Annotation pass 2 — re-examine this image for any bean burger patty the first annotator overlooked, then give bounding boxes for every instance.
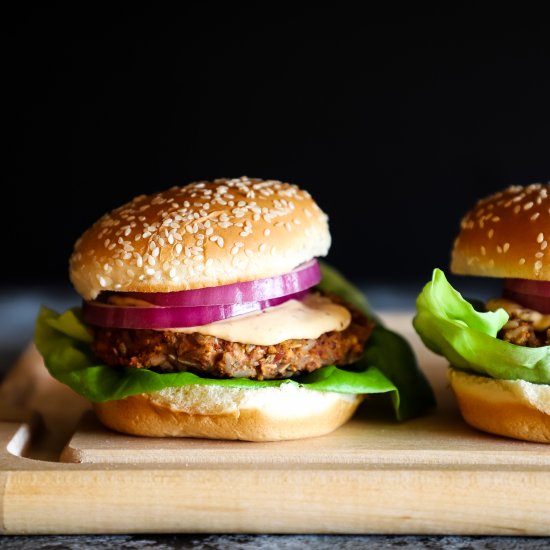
[91,295,373,380]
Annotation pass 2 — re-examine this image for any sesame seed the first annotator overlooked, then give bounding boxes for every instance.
[519,258,526,265]
[537,232,545,243]
[524,202,534,210]
[535,260,543,271]
[503,242,510,252]
[488,229,494,239]
[481,246,486,256]
[531,212,540,221]
[536,252,544,258]
[264,228,270,237]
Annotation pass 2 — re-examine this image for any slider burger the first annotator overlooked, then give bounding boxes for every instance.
[414,183,550,443]
[36,177,434,441]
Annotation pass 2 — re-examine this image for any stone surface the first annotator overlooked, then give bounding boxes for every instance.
[1,535,550,549]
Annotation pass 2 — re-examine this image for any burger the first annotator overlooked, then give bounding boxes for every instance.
[36,176,434,441]
[414,183,550,443]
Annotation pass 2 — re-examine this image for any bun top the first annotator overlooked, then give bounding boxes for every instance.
[451,183,550,280]
[70,177,330,300]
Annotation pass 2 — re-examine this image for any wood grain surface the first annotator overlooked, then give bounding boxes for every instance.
[1,313,549,535]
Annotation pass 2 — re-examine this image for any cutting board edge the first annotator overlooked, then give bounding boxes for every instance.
[1,466,549,535]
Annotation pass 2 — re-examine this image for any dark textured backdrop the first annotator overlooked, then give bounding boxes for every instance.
[5,7,550,286]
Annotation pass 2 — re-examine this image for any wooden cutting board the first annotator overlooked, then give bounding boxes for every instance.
[1,313,549,535]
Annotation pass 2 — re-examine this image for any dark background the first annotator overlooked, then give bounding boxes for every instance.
[4,6,550,287]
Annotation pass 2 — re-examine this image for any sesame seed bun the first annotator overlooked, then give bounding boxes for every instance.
[70,177,330,300]
[92,384,363,441]
[449,368,550,443]
[451,183,550,280]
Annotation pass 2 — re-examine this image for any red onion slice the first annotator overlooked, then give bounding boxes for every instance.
[504,278,550,298]
[503,288,550,314]
[83,290,308,329]
[116,259,321,306]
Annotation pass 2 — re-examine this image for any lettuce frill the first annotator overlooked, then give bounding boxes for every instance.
[414,268,550,384]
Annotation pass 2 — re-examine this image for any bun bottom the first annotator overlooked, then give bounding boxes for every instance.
[448,368,550,443]
[93,383,363,441]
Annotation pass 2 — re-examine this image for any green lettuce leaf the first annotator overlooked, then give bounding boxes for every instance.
[318,263,436,419]
[35,264,435,420]
[413,268,550,384]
